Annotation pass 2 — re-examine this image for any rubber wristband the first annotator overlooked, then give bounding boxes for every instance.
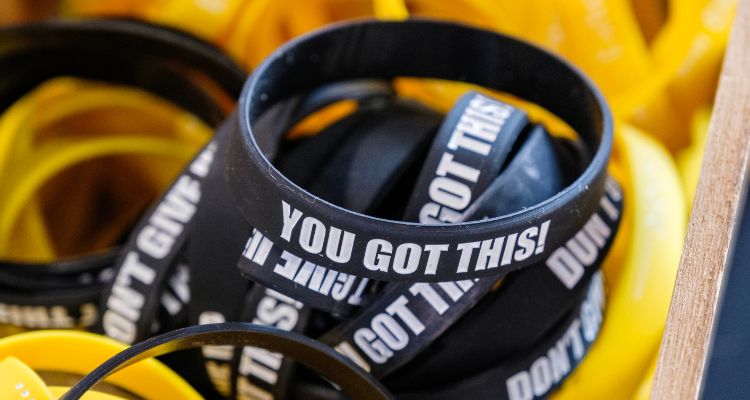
[97,140,218,344]
[230,286,313,400]
[238,96,441,315]
[383,178,621,389]
[308,99,440,215]
[59,323,393,400]
[183,83,409,397]
[0,264,109,291]
[225,91,441,397]
[322,172,622,378]
[235,92,618,392]
[316,94,539,375]
[101,84,356,343]
[227,19,613,281]
[402,91,528,223]
[0,292,98,330]
[0,18,243,332]
[274,80,395,188]
[129,82,402,396]
[0,19,243,125]
[397,271,606,400]
[203,28,612,390]
[284,80,395,134]
[0,135,203,246]
[88,20,618,398]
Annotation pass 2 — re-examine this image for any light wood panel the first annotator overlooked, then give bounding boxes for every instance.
[652,0,750,398]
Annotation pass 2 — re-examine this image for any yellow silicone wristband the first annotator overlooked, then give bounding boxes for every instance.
[0,330,201,400]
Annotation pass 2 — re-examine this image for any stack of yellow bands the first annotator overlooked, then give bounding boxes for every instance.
[0,77,212,262]
[0,0,728,399]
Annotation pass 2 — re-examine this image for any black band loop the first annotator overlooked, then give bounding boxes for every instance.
[238,94,441,315]
[60,323,393,400]
[0,19,244,124]
[228,19,613,281]
[403,91,528,223]
[0,19,244,332]
[398,271,606,400]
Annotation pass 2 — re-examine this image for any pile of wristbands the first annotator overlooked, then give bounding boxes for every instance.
[0,0,733,398]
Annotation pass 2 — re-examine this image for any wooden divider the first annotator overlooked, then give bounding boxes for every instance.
[652,0,750,398]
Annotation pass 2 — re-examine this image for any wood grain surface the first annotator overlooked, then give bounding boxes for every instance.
[652,0,750,398]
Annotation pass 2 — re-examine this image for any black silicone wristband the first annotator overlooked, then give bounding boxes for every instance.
[0,18,245,331]
[238,96,440,315]
[397,271,606,400]
[60,323,393,400]
[227,19,613,281]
